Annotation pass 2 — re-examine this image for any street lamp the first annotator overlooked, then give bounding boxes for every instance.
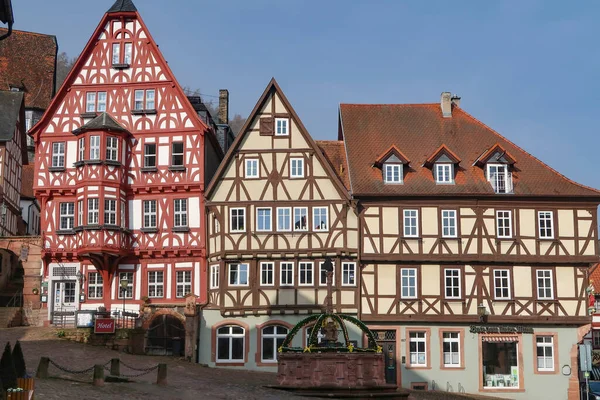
[120,277,128,328]
[477,303,487,323]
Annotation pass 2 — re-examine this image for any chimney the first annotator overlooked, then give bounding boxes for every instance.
[218,89,229,125]
[451,94,461,107]
[441,92,452,118]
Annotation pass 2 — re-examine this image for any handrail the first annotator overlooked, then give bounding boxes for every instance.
[6,290,23,308]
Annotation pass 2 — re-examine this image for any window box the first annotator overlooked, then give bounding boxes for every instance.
[141,166,158,173]
[111,63,130,70]
[168,165,186,172]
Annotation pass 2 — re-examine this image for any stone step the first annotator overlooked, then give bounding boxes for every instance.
[0,307,22,327]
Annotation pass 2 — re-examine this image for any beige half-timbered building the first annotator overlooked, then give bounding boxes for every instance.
[339,93,599,399]
[202,79,360,368]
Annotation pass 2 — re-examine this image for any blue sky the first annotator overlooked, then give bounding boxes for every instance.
[12,0,600,190]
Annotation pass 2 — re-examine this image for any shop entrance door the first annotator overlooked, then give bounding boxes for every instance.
[373,330,397,385]
[52,280,76,326]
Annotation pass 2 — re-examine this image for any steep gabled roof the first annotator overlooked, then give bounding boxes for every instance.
[0,90,22,141]
[339,103,600,198]
[72,112,129,135]
[316,140,350,190]
[423,144,461,168]
[206,78,349,200]
[474,143,516,167]
[0,28,57,109]
[107,0,137,13]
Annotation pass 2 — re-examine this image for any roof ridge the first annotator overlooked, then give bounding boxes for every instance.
[340,103,438,107]
[0,27,56,38]
[454,107,600,195]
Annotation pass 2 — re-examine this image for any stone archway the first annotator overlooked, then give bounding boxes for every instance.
[145,311,186,356]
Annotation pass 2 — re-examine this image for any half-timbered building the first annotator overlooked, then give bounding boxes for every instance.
[202,79,360,368]
[29,0,222,350]
[339,93,600,399]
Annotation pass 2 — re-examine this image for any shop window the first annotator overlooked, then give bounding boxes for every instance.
[482,340,519,388]
[216,325,245,362]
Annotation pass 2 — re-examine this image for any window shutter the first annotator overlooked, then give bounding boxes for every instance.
[260,117,274,136]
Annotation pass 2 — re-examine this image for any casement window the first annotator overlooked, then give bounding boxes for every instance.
[319,261,335,286]
[384,163,402,183]
[87,198,99,225]
[171,142,184,167]
[293,207,307,231]
[441,210,457,238]
[290,158,304,178]
[118,272,133,299]
[538,211,554,239]
[104,199,117,225]
[174,199,188,228]
[442,332,460,367]
[176,270,192,298]
[260,262,274,286]
[112,43,120,65]
[403,209,418,237]
[77,200,83,226]
[275,118,289,136]
[148,271,164,298]
[277,207,291,231]
[444,268,461,299]
[493,269,511,299]
[261,325,288,362]
[256,208,272,231]
[280,262,294,286]
[106,137,119,161]
[210,265,219,289]
[78,138,85,161]
[112,42,133,66]
[120,200,127,229]
[90,135,101,160]
[230,208,245,232]
[144,143,156,167]
[245,158,259,178]
[133,89,155,110]
[483,340,519,388]
[487,163,512,194]
[51,142,65,168]
[536,269,554,300]
[435,163,453,184]
[87,272,103,299]
[409,332,427,366]
[299,262,314,286]
[401,268,417,299]
[536,336,554,372]
[216,325,245,362]
[342,262,356,286]
[86,92,107,113]
[496,210,512,238]
[229,263,249,286]
[123,43,132,64]
[313,207,328,231]
[142,200,157,229]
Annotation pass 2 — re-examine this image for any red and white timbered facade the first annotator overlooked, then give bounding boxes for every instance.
[30,1,220,322]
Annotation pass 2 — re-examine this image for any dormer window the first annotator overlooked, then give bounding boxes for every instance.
[487,164,512,194]
[474,144,516,194]
[435,163,453,184]
[384,163,402,184]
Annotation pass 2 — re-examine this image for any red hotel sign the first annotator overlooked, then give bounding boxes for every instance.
[94,318,116,334]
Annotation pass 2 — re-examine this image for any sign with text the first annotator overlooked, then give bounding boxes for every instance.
[469,325,534,334]
[94,318,115,334]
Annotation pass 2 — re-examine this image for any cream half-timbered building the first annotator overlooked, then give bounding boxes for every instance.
[340,94,600,399]
[202,79,359,368]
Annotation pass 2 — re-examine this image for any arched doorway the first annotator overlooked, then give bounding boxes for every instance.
[146,314,185,356]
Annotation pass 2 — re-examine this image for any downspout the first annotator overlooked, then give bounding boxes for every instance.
[0,21,12,41]
[26,202,33,235]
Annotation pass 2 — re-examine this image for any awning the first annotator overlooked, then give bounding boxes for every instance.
[482,336,518,343]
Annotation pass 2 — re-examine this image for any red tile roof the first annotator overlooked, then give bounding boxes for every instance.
[21,164,34,198]
[0,28,57,110]
[316,140,350,190]
[339,103,600,198]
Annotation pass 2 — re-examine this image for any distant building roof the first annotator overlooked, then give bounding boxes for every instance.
[0,90,22,141]
[0,28,57,109]
[107,0,137,13]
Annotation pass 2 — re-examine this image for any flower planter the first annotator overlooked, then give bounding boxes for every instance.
[17,377,35,399]
[5,389,33,400]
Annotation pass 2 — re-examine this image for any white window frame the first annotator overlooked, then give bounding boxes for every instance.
[536,336,554,372]
[403,209,419,237]
[290,157,304,178]
[118,272,133,299]
[319,261,335,286]
[143,200,157,229]
[148,271,164,298]
[342,262,356,286]
[176,270,192,298]
[275,117,289,136]
[77,200,83,227]
[409,332,427,367]
[293,207,308,231]
[229,263,249,286]
[277,207,291,232]
[123,42,132,65]
[538,211,554,239]
[435,163,453,184]
[87,272,103,299]
[441,209,457,238]
[312,207,328,231]
[245,158,259,178]
[256,207,272,232]
[444,268,461,299]
[536,269,554,300]
[144,143,156,167]
[174,199,188,228]
[216,326,245,362]
[496,210,512,238]
[104,199,117,225]
[400,268,417,299]
[78,137,85,161]
[97,91,107,112]
[442,332,460,367]
[280,262,294,286]
[493,269,511,300]
[260,262,274,286]
[59,203,75,230]
[52,142,65,168]
[487,163,511,194]
[87,198,99,225]
[120,200,126,229]
[384,163,402,183]
[111,42,120,65]
[90,135,100,160]
[86,92,96,113]
[171,141,184,167]
[261,325,289,363]
[210,265,219,289]
[106,136,118,161]
[133,89,156,110]
[229,208,245,233]
[299,262,313,286]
